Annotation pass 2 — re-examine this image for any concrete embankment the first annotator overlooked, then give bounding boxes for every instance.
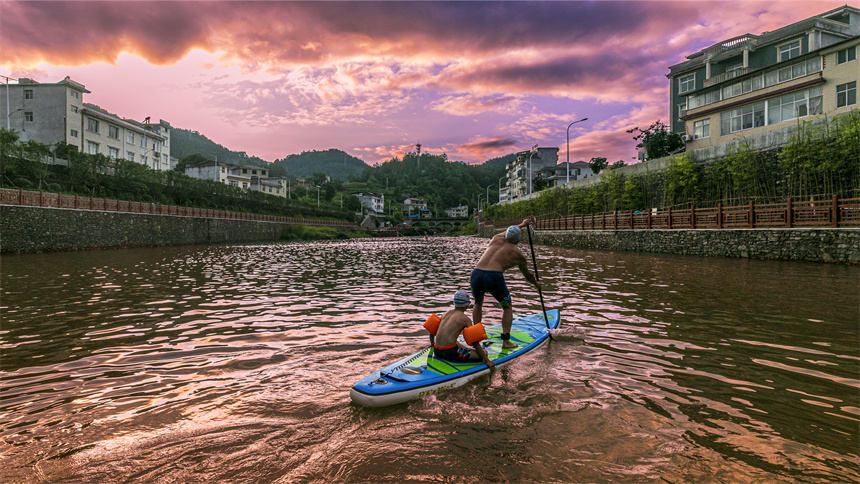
[1,205,359,253]
[477,220,859,264]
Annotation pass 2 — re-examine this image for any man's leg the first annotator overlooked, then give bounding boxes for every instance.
[501,305,516,348]
[472,301,483,325]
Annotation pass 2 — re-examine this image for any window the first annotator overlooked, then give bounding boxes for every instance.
[127,152,134,162]
[70,129,78,138]
[87,141,99,155]
[693,119,710,139]
[778,40,801,62]
[837,82,857,108]
[127,132,135,143]
[152,141,160,153]
[109,147,119,159]
[678,103,687,119]
[87,118,99,133]
[24,112,33,122]
[142,155,148,166]
[679,74,695,93]
[71,91,80,99]
[71,105,78,113]
[140,137,146,148]
[767,86,823,125]
[24,89,33,99]
[108,125,120,139]
[721,102,765,134]
[836,46,856,65]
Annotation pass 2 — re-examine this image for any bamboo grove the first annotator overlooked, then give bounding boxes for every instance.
[0,129,356,222]
[486,112,860,222]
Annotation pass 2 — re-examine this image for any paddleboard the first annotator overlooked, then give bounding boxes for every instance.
[350,309,560,407]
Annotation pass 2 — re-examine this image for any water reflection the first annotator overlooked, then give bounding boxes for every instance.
[1,238,858,482]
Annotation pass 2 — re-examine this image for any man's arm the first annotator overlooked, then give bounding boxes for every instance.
[517,215,536,229]
[517,256,540,288]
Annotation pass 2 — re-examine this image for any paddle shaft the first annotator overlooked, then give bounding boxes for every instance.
[526,224,552,334]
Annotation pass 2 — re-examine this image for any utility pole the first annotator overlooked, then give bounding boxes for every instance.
[1,74,14,130]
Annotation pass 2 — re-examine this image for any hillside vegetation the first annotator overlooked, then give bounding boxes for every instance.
[270,149,368,180]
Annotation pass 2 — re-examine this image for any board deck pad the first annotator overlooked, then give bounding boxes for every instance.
[350,310,560,407]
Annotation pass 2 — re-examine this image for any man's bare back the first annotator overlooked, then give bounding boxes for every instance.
[475,232,529,273]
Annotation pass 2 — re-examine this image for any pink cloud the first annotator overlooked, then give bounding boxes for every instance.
[0,1,847,166]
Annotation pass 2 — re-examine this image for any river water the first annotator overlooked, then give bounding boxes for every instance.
[1,237,858,483]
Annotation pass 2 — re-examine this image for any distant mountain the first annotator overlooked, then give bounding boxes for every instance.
[481,153,517,170]
[170,128,270,167]
[270,149,369,180]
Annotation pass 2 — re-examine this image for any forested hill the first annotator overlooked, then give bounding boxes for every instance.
[270,149,369,180]
[352,152,507,212]
[171,128,269,167]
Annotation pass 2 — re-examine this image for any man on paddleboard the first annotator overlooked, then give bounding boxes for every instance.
[471,215,540,349]
[431,290,495,369]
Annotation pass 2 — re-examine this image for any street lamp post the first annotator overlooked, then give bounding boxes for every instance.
[528,147,538,195]
[566,117,588,184]
[2,75,14,130]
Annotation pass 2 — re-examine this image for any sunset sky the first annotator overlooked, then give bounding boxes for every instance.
[0,1,845,165]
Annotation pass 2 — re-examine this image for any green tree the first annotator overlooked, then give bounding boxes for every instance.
[588,157,608,175]
[627,121,684,160]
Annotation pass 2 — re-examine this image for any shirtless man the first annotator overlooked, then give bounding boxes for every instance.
[430,290,495,369]
[471,215,540,349]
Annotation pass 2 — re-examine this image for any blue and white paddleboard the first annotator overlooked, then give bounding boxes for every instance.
[350,309,560,407]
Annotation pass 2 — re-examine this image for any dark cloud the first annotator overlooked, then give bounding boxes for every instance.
[458,137,518,151]
[1,1,700,66]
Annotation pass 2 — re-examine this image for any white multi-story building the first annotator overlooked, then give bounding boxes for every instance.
[403,197,427,214]
[537,161,594,187]
[445,205,468,218]
[505,147,559,200]
[0,76,172,170]
[186,160,288,197]
[354,192,385,215]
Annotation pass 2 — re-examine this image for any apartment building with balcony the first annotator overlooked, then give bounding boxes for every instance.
[668,5,858,153]
[354,192,385,216]
[536,161,594,188]
[0,76,172,170]
[403,197,427,215]
[505,147,559,200]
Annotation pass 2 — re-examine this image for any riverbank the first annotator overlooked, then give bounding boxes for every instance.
[477,219,859,264]
[0,205,363,253]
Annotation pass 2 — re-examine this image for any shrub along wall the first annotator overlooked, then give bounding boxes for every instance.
[1,205,358,253]
[477,220,859,264]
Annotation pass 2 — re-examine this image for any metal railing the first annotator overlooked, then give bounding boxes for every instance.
[0,188,357,227]
[483,196,860,231]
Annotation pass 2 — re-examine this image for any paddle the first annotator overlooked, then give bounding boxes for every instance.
[526,222,553,338]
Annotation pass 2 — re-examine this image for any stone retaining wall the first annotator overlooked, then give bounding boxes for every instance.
[477,220,859,264]
[1,205,354,253]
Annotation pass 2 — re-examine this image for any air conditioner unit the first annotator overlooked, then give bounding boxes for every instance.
[682,134,694,142]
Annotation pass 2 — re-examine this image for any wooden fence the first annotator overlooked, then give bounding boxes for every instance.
[485,196,860,231]
[0,188,357,227]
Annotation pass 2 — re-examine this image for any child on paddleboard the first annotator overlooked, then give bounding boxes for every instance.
[426,290,495,370]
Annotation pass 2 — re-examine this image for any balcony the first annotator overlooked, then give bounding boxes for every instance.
[702,34,758,58]
[704,67,753,88]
